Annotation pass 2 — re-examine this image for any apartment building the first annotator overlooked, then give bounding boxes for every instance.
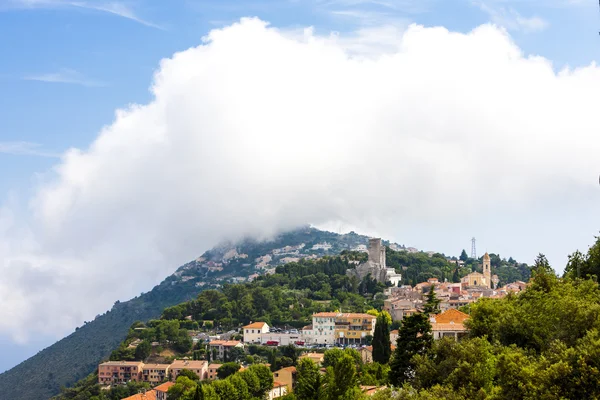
[208,340,243,361]
[141,364,170,384]
[98,361,144,384]
[334,313,376,345]
[170,360,208,381]
[207,363,222,380]
[304,312,336,344]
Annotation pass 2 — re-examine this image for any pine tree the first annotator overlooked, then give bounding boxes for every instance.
[422,285,440,315]
[372,313,391,364]
[460,249,469,262]
[388,312,432,386]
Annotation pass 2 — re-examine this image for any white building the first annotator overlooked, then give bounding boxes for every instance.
[385,267,402,287]
[304,312,336,344]
[260,332,305,346]
[312,242,332,251]
[243,322,270,344]
[352,244,368,252]
[268,382,288,399]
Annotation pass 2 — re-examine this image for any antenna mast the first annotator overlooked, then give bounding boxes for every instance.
[471,237,477,259]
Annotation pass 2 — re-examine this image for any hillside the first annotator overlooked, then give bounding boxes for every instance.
[0,226,377,400]
[0,225,531,400]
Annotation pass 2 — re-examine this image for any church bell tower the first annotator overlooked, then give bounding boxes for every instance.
[483,252,491,288]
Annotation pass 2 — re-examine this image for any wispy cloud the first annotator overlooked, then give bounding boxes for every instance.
[312,0,431,27]
[23,68,105,87]
[0,142,60,158]
[476,2,549,33]
[5,0,164,30]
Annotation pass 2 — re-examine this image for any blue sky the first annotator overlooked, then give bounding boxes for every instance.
[0,0,599,374]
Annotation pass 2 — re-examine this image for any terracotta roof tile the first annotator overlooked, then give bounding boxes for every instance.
[154,382,175,393]
[243,322,268,329]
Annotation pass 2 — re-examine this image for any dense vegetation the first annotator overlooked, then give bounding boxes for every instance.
[385,248,530,287]
[160,256,387,330]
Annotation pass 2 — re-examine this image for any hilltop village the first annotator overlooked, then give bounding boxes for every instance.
[94,238,529,400]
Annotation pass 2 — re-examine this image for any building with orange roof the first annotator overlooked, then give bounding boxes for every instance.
[207,363,222,380]
[141,364,170,384]
[121,390,157,400]
[430,309,469,340]
[170,360,208,381]
[432,309,469,324]
[273,366,297,392]
[154,382,174,400]
[208,340,244,361]
[243,321,270,344]
[98,361,144,384]
[334,313,376,345]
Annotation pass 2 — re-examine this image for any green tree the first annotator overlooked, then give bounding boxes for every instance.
[178,369,200,381]
[238,369,261,398]
[134,340,152,361]
[459,250,468,262]
[228,374,250,400]
[212,379,238,400]
[422,286,440,315]
[167,376,197,400]
[325,354,358,400]
[295,358,322,400]
[226,346,245,363]
[389,312,432,386]
[248,364,274,396]
[217,362,241,380]
[372,312,391,364]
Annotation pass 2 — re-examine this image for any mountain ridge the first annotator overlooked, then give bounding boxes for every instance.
[0,226,378,400]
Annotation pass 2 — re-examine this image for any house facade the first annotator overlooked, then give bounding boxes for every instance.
[243,322,270,344]
[170,360,208,381]
[98,361,144,384]
[141,364,170,384]
[208,340,243,361]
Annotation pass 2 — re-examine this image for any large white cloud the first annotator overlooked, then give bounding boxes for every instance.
[1,18,600,343]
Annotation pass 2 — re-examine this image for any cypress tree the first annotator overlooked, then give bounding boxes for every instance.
[372,313,391,364]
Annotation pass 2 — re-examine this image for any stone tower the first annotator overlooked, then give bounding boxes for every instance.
[368,238,384,266]
[483,252,491,288]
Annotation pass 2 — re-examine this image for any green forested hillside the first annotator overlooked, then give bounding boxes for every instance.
[0,227,373,400]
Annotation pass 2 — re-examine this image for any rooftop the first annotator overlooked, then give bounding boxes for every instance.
[243,322,268,329]
[121,390,157,400]
[99,361,143,367]
[209,340,242,347]
[154,382,175,393]
[431,322,467,332]
[170,360,208,369]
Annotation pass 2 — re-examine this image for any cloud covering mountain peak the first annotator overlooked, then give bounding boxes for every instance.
[1,17,599,344]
